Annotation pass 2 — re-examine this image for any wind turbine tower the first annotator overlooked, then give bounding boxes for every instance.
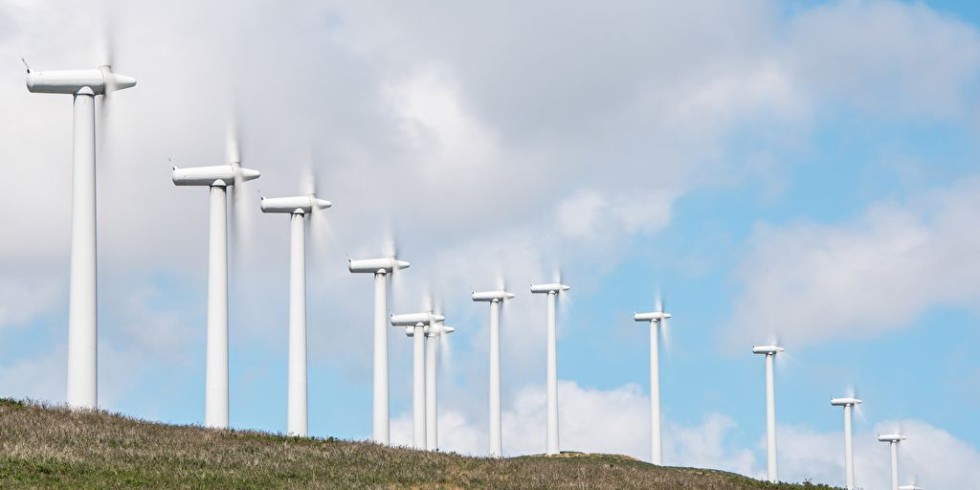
[424,320,454,450]
[25,54,136,409]
[172,134,260,428]
[878,433,906,490]
[391,311,444,449]
[752,344,784,483]
[633,298,672,465]
[472,289,515,458]
[349,256,410,444]
[530,281,570,456]
[260,192,332,436]
[831,396,863,490]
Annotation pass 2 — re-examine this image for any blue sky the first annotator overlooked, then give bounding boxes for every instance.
[1,0,979,488]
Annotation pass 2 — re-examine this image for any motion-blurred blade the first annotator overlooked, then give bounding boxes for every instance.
[96,26,116,163]
[300,148,318,197]
[439,326,452,371]
[226,119,242,165]
[384,233,399,259]
[226,112,245,255]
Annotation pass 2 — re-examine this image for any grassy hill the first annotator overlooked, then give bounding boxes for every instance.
[0,399,838,489]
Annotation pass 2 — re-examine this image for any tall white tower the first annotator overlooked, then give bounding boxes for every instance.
[260,193,332,436]
[530,282,570,456]
[879,433,906,490]
[472,289,515,458]
[172,139,260,429]
[349,257,410,445]
[633,299,672,465]
[424,320,454,450]
[752,344,784,483]
[831,397,863,490]
[25,59,136,409]
[391,311,444,449]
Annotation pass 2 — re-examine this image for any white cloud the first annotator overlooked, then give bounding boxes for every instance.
[393,379,761,477]
[556,189,676,242]
[0,273,62,329]
[0,348,65,403]
[393,380,979,488]
[779,419,980,490]
[726,177,980,347]
[668,413,759,477]
[391,380,669,460]
[788,0,980,119]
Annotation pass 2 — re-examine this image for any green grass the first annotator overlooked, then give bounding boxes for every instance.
[0,399,839,489]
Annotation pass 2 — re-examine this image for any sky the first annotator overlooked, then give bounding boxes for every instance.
[0,0,978,488]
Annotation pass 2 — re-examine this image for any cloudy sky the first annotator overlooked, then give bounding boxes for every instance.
[2,0,979,487]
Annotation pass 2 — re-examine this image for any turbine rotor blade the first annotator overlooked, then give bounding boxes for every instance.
[226,119,242,165]
[300,146,318,197]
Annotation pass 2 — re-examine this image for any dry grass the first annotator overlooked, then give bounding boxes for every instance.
[0,399,838,489]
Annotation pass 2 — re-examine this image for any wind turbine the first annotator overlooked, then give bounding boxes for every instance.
[172,129,260,429]
[752,344,784,483]
[530,281,570,456]
[259,184,332,437]
[878,433,906,490]
[633,296,672,465]
[349,255,410,445]
[472,288,515,458]
[390,311,444,449]
[831,396,863,490]
[24,48,136,410]
[424,319,454,450]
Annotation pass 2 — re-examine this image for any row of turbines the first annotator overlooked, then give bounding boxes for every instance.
[22,55,923,490]
[754,346,919,490]
[19,53,570,458]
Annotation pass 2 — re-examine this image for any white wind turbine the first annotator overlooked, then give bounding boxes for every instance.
[172,128,260,429]
[878,433,906,490]
[472,288,515,458]
[424,317,455,450]
[259,175,332,437]
[752,344,784,483]
[349,254,410,445]
[831,396,863,490]
[391,311,444,449]
[530,280,570,456]
[24,46,136,410]
[633,295,672,465]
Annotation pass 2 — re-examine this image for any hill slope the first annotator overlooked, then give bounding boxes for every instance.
[0,400,836,489]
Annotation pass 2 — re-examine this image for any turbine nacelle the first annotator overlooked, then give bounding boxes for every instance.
[752,345,784,355]
[472,290,515,302]
[349,257,411,274]
[407,323,456,337]
[831,397,863,406]
[390,312,444,327]
[26,68,137,95]
[172,165,261,187]
[530,283,570,294]
[260,195,332,214]
[878,433,906,443]
[634,311,671,322]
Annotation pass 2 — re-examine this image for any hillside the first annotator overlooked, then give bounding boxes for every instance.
[0,399,837,489]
